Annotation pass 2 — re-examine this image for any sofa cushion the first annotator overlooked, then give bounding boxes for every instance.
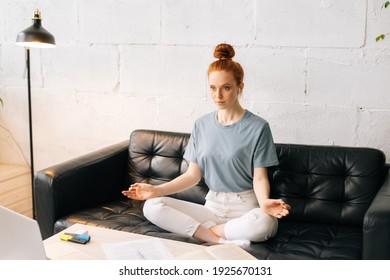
[54,199,362,260]
[246,221,362,260]
[128,130,208,205]
[269,144,386,227]
[54,199,203,245]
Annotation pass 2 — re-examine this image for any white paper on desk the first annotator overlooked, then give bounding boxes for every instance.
[102,238,173,260]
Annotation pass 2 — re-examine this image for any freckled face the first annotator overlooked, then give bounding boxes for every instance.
[208,71,243,110]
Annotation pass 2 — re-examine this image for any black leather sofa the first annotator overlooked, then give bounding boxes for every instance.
[34,129,390,259]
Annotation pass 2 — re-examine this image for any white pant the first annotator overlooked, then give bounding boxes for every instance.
[143,190,278,242]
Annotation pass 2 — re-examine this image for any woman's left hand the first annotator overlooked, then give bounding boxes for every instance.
[261,199,291,219]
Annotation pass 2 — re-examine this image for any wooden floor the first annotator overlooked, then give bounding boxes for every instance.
[0,164,32,218]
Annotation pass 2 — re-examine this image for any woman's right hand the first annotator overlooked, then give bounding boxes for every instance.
[122,183,158,200]
[122,162,201,200]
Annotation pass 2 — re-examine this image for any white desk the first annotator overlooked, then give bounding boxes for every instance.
[44,224,206,260]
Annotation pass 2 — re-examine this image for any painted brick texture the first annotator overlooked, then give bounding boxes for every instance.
[0,0,389,170]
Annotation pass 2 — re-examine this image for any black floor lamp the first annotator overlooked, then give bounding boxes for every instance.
[16,9,55,219]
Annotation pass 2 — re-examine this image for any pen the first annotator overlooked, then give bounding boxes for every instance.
[64,232,91,242]
[60,233,87,244]
[135,251,145,260]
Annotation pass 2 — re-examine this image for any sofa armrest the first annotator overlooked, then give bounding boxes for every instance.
[34,140,129,239]
[363,164,390,259]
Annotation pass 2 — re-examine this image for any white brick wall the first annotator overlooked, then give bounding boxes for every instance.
[43,44,119,92]
[120,45,210,96]
[0,0,389,170]
[79,0,161,44]
[162,0,256,45]
[256,0,367,47]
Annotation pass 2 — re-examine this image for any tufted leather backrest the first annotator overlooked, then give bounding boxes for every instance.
[128,129,208,204]
[269,144,386,227]
[128,130,386,227]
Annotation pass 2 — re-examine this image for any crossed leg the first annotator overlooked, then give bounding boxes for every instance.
[143,196,278,244]
[143,196,222,243]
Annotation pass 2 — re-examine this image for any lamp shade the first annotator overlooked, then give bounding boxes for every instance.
[16,9,55,48]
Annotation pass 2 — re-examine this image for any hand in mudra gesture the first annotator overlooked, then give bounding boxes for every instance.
[122,183,157,200]
[262,199,291,219]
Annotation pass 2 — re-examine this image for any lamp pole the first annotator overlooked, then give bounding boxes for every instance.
[16,9,55,219]
[25,47,36,218]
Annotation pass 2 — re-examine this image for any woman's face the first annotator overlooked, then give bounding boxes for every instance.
[208,70,243,111]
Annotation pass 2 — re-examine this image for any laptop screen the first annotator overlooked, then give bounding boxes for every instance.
[0,205,47,260]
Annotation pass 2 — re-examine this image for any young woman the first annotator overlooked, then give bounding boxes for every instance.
[122,43,290,246]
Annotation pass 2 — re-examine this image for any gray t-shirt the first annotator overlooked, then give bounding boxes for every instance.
[184,110,279,192]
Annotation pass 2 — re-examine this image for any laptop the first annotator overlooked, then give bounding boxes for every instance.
[0,205,47,260]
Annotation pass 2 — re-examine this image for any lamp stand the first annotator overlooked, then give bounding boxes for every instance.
[16,9,55,220]
[25,47,36,219]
